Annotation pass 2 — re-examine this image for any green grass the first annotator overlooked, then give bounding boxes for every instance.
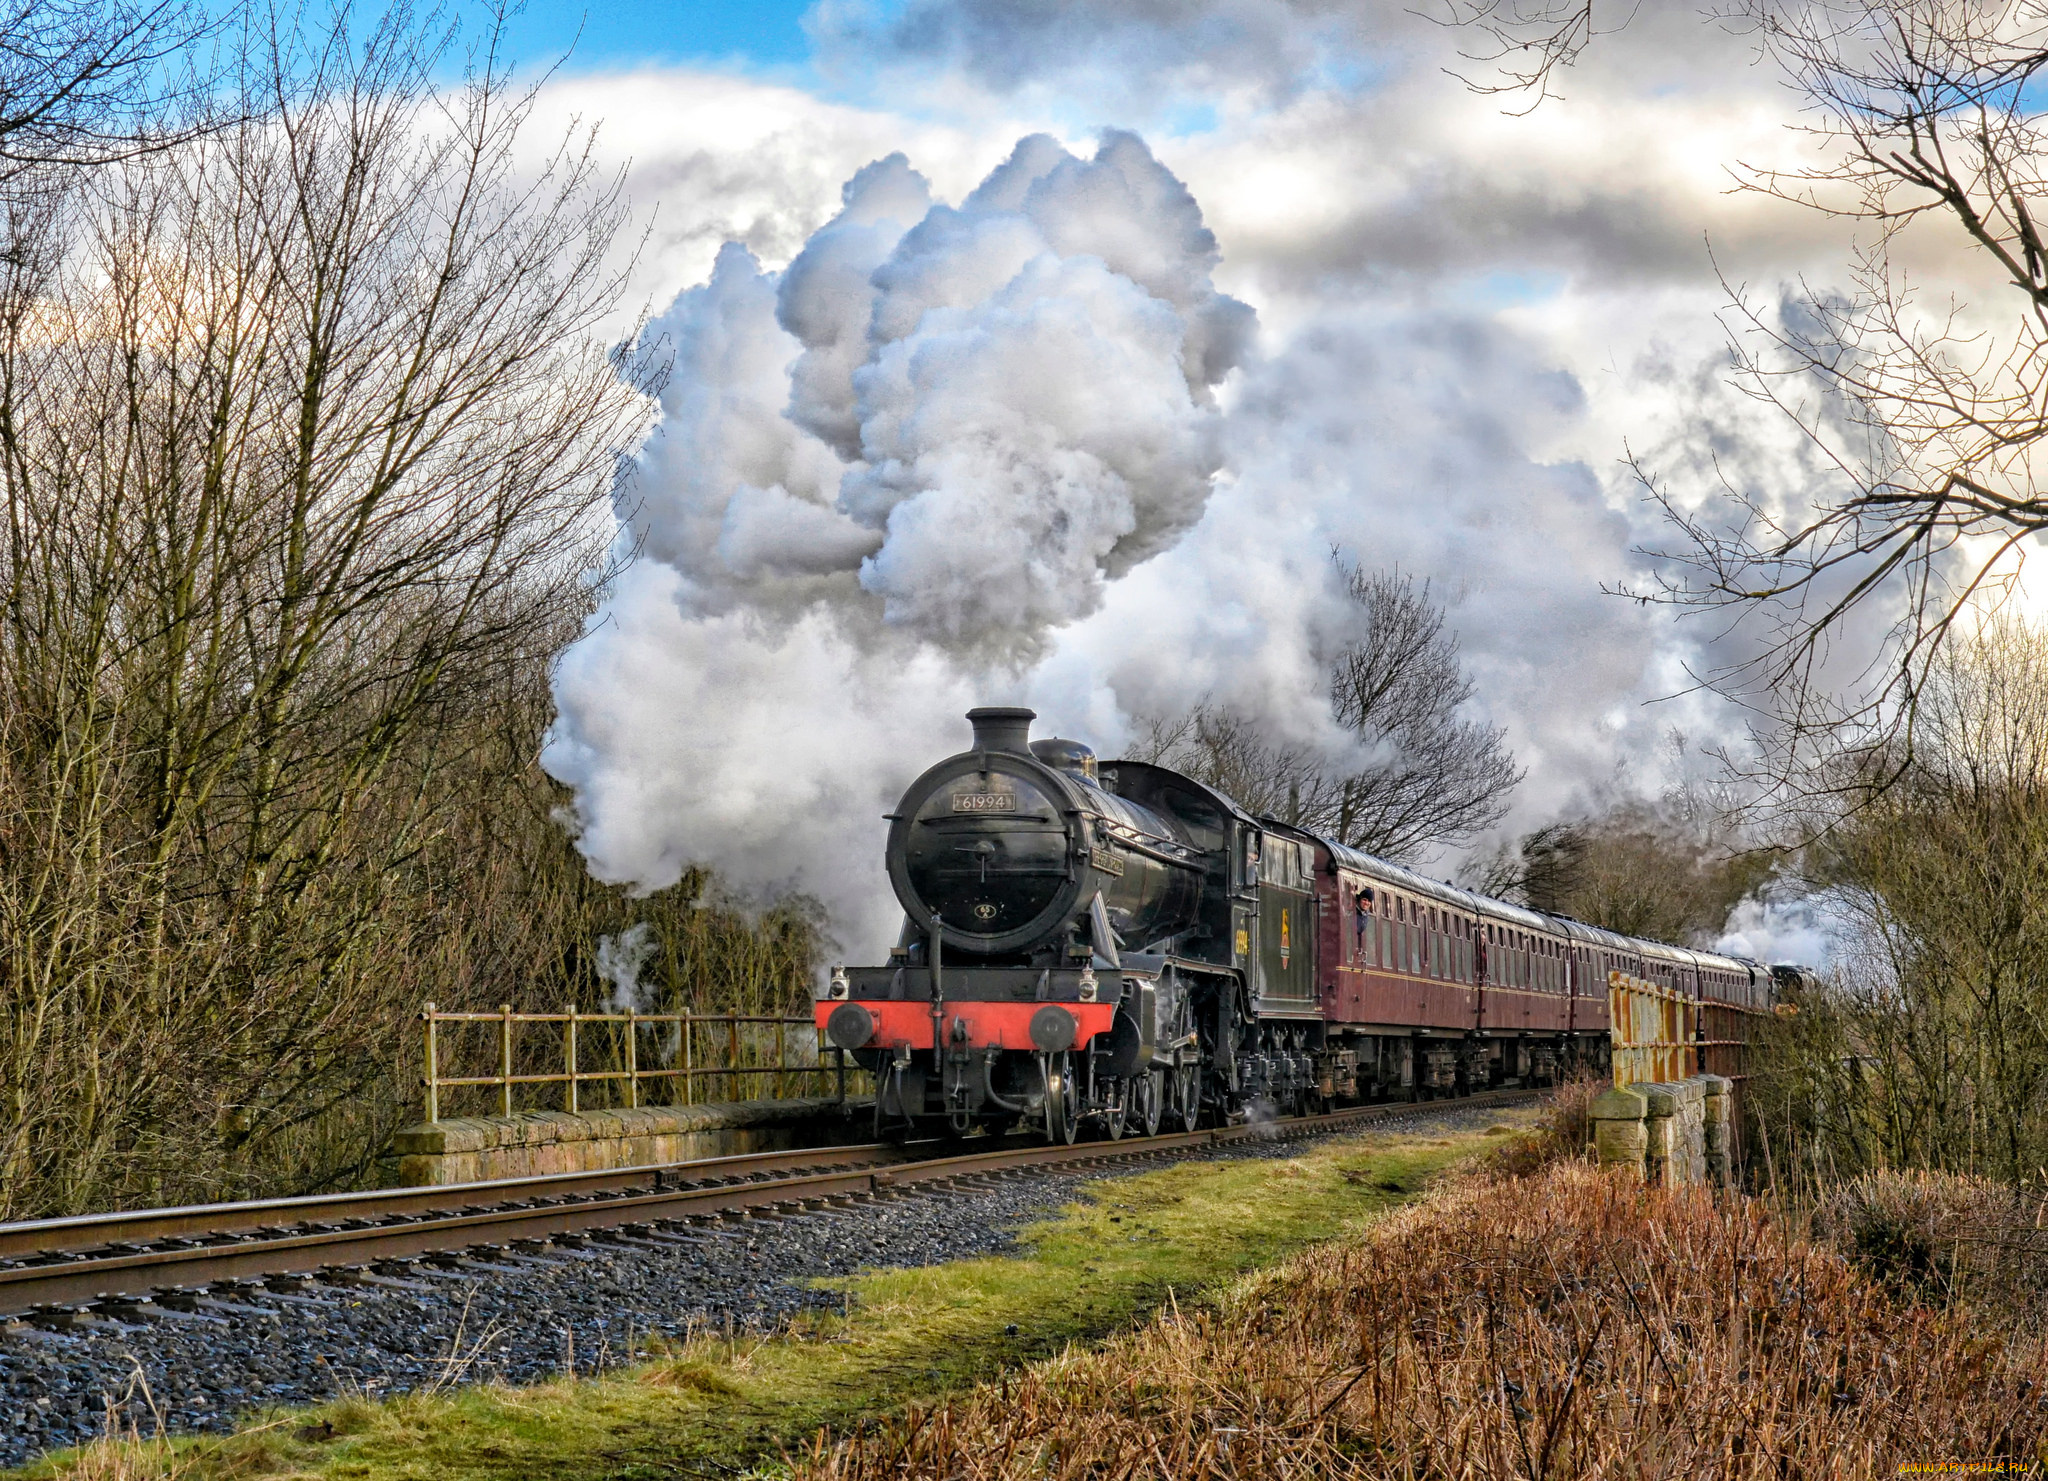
[17,1115,1528,1481]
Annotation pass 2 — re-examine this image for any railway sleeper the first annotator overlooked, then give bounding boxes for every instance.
[95,1298,226,1327]
[28,1305,134,1333]
[322,1270,437,1294]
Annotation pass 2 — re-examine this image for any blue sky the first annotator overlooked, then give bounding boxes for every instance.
[500,0,817,73]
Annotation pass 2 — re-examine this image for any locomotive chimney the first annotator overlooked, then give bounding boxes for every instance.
[966,706,1035,755]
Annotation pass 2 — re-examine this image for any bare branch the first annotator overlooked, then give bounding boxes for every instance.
[1133,562,1522,861]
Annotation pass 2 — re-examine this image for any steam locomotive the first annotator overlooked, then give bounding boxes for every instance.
[814,707,1788,1142]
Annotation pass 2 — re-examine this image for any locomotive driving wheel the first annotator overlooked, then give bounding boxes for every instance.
[1170,1062,1200,1132]
[1042,1051,1079,1145]
[1102,1079,1127,1141]
[1133,1068,1164,1137]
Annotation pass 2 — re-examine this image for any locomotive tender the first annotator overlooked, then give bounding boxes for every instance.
[815,707,1784,1142]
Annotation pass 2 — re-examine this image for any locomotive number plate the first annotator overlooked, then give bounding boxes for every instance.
[1089,844,1125,876]
[952,791,1018,812]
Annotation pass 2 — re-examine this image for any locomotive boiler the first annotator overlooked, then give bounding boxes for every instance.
[816,706,1788,1143]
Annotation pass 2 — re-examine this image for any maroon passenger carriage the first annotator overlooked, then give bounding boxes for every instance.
[816,707,1784,1142]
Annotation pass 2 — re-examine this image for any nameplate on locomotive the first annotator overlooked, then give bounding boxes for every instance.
[1089,843,1125,876]
[952,790,1018,812]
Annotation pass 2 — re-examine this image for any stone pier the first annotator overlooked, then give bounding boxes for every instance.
[1589,1074,1732,1186]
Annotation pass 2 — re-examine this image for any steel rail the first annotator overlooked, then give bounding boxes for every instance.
[0,1089,1535,1321]
[0,1142,935,1262]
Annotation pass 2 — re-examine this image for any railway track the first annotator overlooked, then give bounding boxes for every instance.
[0,1088,1537,1327]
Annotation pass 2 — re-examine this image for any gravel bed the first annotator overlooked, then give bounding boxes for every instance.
[0,1102,1511,1467]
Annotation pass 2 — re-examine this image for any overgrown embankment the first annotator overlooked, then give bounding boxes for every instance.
[797,1157,2048,1480]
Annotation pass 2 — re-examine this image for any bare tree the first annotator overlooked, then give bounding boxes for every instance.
[1416,0,1613,110]
[1644,4,2048,802]
[0,2,664,1215]
[1432,2,2048,808]
[0,0,213,181]
[1136,565,1522,861]
[1465,794,1773,942]
[1757,616,2048,1184]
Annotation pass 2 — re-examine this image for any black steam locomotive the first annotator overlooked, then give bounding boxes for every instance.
[814,707,1784,1142]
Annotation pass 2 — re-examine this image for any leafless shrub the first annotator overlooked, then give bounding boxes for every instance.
[1814,1167,2048,1334]
[1487,1075,1601,1175]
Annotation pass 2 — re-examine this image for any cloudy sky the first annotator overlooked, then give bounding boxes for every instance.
[518,0,1993,959]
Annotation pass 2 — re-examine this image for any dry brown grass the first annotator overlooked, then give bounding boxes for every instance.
[794,1162,2048,1480]
[1813,1168,2048,1337]
[1483,1073,1600,1177]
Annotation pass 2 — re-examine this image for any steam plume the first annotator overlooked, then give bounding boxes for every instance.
[545,132,1253,949]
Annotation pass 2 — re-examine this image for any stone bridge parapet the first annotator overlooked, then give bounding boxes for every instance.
[381,1096,872,1186]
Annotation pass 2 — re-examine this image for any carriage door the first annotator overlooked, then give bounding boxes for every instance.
[1256,837,1317,1015]
[1232,827,1261,983]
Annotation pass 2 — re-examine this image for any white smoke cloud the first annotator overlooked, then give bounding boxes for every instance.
[547,560,977,918]
[609,131,1253,650]
[545,130,1258,951]
[595,922,662,1012]
[535,6,1941,963]
[1716,889,1840,970]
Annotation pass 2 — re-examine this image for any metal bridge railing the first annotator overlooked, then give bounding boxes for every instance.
[1607,970,1697,1086]
[1608,970,1768,1087]
[417,1003,861,1123]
